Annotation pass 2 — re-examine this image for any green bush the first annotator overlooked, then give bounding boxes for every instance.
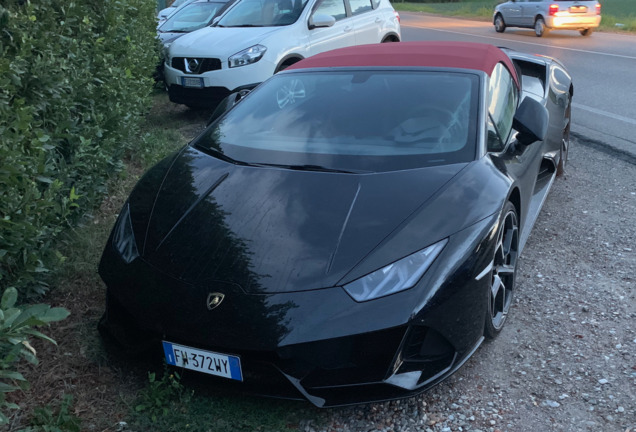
[0,287,70,425]
[0,0,158,298]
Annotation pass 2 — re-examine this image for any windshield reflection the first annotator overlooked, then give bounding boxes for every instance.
[194,70,480,173]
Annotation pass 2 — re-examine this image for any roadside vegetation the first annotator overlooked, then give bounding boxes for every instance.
[393,0,636,32]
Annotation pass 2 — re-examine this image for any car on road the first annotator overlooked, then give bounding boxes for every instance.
[494,0,601,37]
[163,0,401,108]
[99,41,573,407]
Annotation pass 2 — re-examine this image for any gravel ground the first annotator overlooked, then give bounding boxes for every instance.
[302,137,636,432]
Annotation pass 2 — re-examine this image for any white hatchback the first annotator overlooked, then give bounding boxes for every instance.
[164,0,401,107]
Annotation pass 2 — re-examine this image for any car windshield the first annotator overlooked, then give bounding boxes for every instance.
[216,0,308,27]
[160,2,226,32]
[194,70,480,173]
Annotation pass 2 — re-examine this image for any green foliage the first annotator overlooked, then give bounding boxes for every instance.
[129,369,317,432]
[133,369,188,423]
[0,0,159,298]
[27,394,81,432]
[0,287,70,426]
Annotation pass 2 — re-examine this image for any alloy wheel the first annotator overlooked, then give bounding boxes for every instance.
[485,203,519,338]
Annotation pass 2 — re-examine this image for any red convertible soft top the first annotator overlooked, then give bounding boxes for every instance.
[288,41,519,88]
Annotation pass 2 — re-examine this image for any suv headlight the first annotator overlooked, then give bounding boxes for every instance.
[228,45,267,68]
[112,203,139,264]
[343,239,448,302]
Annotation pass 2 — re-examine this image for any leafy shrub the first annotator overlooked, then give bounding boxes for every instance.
[134,370,188,423]
[28,395,81,432]
[0,288,70,425]
[0,0,158,298]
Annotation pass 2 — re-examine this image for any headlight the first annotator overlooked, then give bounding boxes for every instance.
[228,45,267,68]
[343,239,448,302]
[112,203,139,264]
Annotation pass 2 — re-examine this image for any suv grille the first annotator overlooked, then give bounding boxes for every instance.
[171,57,222,74]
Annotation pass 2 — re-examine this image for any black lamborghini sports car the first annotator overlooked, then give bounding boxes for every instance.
[99,41,572,407]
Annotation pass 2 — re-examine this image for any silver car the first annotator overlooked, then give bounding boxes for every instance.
[493,0,601,37]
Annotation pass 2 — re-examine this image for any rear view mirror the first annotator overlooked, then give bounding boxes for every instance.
[513,97,548,145]
[309,14,336,29]
[206,90,250,126]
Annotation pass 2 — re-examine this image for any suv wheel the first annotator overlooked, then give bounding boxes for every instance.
[534,18,546,37]
[494,14,506,33]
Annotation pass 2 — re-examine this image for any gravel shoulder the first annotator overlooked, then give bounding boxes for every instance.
[307,137,636,432]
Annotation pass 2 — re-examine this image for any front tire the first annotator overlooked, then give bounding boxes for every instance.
[484,201,519,339]
[534,18,546,37]
[494,14,506,33]
[580,28,593,36]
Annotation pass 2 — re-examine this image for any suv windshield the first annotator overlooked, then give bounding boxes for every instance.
[217,0,308,27]
[194,70,480,173]
[160,2,226,32]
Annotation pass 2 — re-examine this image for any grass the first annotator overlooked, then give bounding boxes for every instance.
[393,0,636,32]
[11,90,325,431]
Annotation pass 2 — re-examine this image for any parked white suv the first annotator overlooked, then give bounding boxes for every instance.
[494,0,601,37]
[164,0,401,107]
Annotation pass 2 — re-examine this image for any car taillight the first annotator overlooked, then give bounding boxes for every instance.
[549,4,559,16]
[595,3,601,15]
[394,10,400,23]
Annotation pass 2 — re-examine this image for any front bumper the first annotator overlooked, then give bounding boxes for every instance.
[98,214,497,406]
[163,57,276,107]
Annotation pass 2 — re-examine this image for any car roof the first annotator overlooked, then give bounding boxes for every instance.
[288,41,519,88]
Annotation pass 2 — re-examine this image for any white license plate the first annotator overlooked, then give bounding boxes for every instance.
[181,77,204,88]
[163,341,243,381]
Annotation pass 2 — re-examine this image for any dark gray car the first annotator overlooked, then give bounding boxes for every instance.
[493,0,601,37]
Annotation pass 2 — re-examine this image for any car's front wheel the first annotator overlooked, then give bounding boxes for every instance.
[534,18,547,37]
[580,28,593,36]
[494,14,506,33]
[485,201,519,339]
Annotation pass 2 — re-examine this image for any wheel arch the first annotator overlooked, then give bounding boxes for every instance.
[381,32,400,43]
[493,12,504,24]
[534,14,546,24]
[275,54,304,73]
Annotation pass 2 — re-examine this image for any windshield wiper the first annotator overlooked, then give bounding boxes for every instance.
[228,24,263,27]
[196,145,253,166]
[250,163,363,174]
[196,146,363,173]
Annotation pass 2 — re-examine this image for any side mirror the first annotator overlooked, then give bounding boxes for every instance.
[206,90,249,126]
[309,13,336,29]
[512,97,548,145]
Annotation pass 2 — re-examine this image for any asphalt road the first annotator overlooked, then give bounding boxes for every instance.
[400,13,636,160]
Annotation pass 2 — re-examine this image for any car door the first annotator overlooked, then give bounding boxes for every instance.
[307,0,356,55]
[520,0,541,27]
[346,0,380,44]
[500,0,523,26]
[487,62,542,229]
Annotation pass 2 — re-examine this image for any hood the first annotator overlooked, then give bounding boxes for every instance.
[169,26,283,58]
[158,32,185,46]
[131,147,468,294]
